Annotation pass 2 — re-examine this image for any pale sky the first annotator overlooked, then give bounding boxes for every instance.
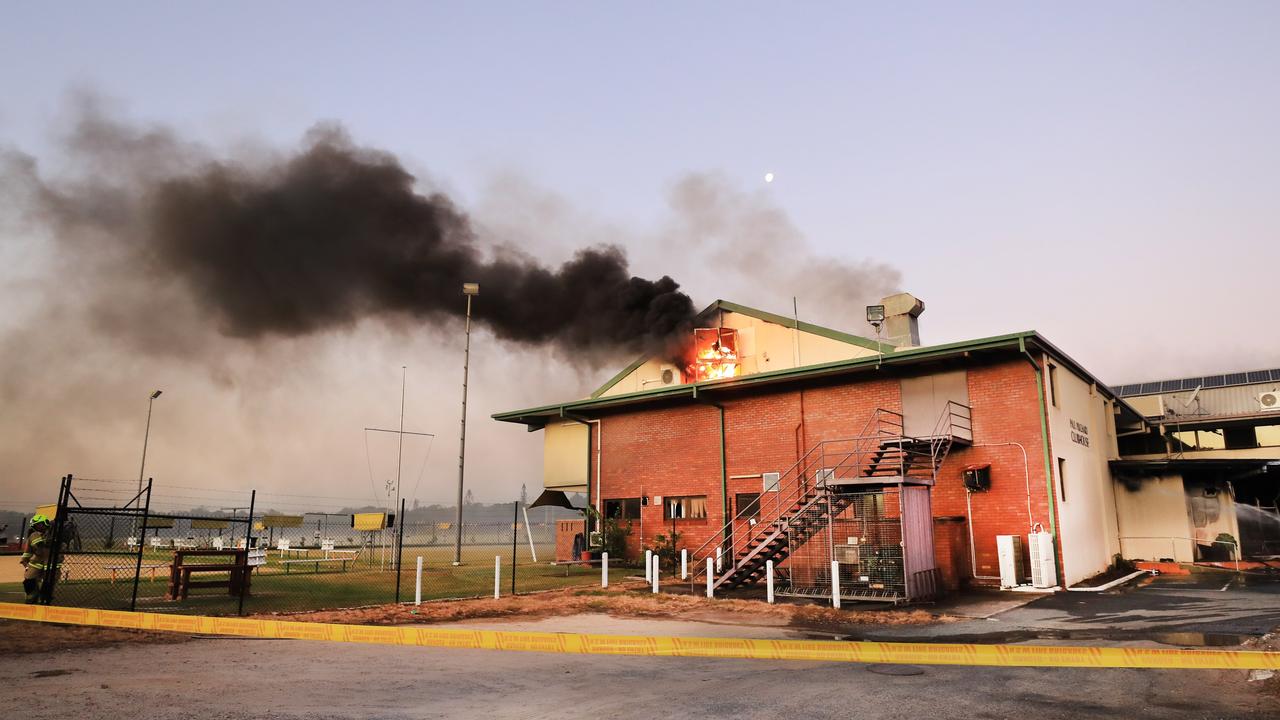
[2,2,1278,510]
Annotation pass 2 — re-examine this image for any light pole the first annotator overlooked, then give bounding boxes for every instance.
[137,390,162,504]
[454,283,479,565]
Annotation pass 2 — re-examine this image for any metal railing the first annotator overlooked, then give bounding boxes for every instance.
[686,402,972,594]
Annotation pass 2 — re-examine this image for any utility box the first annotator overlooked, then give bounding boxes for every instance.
[1028,532,1058,589]
[997,535,1025,588]
[963,464,991,492]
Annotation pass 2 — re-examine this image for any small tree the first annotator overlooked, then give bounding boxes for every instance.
[584,507,632,562]
[648,529,682,575]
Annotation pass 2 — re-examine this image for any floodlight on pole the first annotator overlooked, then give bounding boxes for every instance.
[454,283,479,565]
[137,389,163,504]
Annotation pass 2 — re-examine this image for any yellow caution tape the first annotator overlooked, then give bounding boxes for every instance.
[3,602,1278,670]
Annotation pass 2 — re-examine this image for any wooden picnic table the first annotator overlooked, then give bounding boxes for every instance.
[168,548,253,601]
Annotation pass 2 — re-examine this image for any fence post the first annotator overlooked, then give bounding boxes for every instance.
[511,501,518,596]
[681,548,688,579]
[40,475,71,605]
[415,556,423,606]
[706,557,714,598]
[645,549,653,582]
[651,553,659,594]
[766,560,775,604]
[494,555,500,599]
[601,551,609,588]
[715,546,722,573]
[130,479,153,611]
[830,559,841,609]
[395,498,406,604]
[238,489,255,616]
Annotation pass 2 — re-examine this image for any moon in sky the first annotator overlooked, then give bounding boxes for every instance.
[764,172,775,183]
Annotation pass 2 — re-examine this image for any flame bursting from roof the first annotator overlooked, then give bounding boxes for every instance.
[688,328,739,381]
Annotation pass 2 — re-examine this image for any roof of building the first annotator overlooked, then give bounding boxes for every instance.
[588,299,895,399]
[494,327,1148,429]
[1113,368,1280,398]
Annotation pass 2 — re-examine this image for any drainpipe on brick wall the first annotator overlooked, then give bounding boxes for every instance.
[1019,338,1064,583]
[693,387,730,549]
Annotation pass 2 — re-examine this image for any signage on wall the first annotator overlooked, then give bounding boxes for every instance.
[1070,419,1090,448]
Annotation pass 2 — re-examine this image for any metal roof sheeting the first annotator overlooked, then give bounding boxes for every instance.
[1116,368,1280,398]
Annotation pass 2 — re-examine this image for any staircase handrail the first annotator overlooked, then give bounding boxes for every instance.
[686,409,898,585]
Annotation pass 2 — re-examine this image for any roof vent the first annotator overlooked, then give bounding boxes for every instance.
[881,293,924,348]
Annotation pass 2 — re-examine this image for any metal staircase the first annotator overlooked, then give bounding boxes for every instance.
[688,402,971,595]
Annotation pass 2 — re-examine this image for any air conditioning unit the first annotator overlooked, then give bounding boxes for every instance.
[657,364,683,386]
[1260,391,1280,412]
[996,535,1024,588]
[1028,532,1058,589]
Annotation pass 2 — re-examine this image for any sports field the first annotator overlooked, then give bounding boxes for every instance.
[0,544,633,615]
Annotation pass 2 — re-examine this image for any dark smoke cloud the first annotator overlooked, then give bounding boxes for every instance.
[22,114,697,357]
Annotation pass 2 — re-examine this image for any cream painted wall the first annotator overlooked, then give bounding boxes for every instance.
[597,309,880,398]
[1045,356,1123,586]
[542,421,589,491]
[1114,474,1195,562]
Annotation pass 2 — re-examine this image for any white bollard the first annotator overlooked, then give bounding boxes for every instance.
[706,557,714,598]
[831,560,841,609]
[415,556,423,606]
[681,548,688,579]
[645,549,653,582]
[494,555,501,599]
[715,546,722,572]
[601,551,609,588]
[766,560,775,604]
[651,553,659,593]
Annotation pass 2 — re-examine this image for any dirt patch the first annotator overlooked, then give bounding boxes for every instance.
[0,618,188,655]
[1243,631,1280,699]
[260,584,956,633]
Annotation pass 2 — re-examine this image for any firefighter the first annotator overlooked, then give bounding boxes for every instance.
[20,514,53,604]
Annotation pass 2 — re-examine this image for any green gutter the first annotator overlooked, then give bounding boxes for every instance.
[495,331,1042,424]
[1021,337,1062,579]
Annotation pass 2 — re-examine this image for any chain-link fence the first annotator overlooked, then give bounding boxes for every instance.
[10,475,626,616]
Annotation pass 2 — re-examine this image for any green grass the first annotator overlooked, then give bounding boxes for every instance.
[3,543,636,616]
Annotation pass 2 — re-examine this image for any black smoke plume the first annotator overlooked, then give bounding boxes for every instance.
[22,116,697,357]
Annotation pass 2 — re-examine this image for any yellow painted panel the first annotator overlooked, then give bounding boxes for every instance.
[261,514,304,528]
[352,513,388,531]
[543,422,589,491]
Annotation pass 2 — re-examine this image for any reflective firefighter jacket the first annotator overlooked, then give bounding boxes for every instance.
[22,529,51,572]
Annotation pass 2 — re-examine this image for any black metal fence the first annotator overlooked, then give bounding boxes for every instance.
[18,475,618,616]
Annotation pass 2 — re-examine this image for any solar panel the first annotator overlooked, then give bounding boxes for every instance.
[1203,375,1226,388]
[1224,372,1248,385]
[1182,378,1202,391]
[1140,382,1163,394]
[1247,370,1271,383]
[1161,380,1183,392]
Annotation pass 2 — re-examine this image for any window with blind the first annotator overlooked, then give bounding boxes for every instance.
[664,495,707,520]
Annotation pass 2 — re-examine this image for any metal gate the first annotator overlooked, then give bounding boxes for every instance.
[778,485,938,604]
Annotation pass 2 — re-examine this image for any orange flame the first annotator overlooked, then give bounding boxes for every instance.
[688,329,739,381]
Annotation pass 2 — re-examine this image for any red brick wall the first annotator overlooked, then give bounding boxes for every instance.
[555,519,585,563]
[594,359,1049,587]
[931,360,1052,585]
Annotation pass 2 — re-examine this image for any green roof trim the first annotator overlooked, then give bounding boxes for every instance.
[587,299,894,398]
[494,329,1148,428]
[589,355,649,399]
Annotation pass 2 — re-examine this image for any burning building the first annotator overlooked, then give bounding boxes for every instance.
[496,293,1280,600]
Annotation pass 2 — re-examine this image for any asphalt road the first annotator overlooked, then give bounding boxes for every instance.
[3,614,1274,720]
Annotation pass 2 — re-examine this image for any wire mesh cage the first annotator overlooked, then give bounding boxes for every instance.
[779,487,910,602]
